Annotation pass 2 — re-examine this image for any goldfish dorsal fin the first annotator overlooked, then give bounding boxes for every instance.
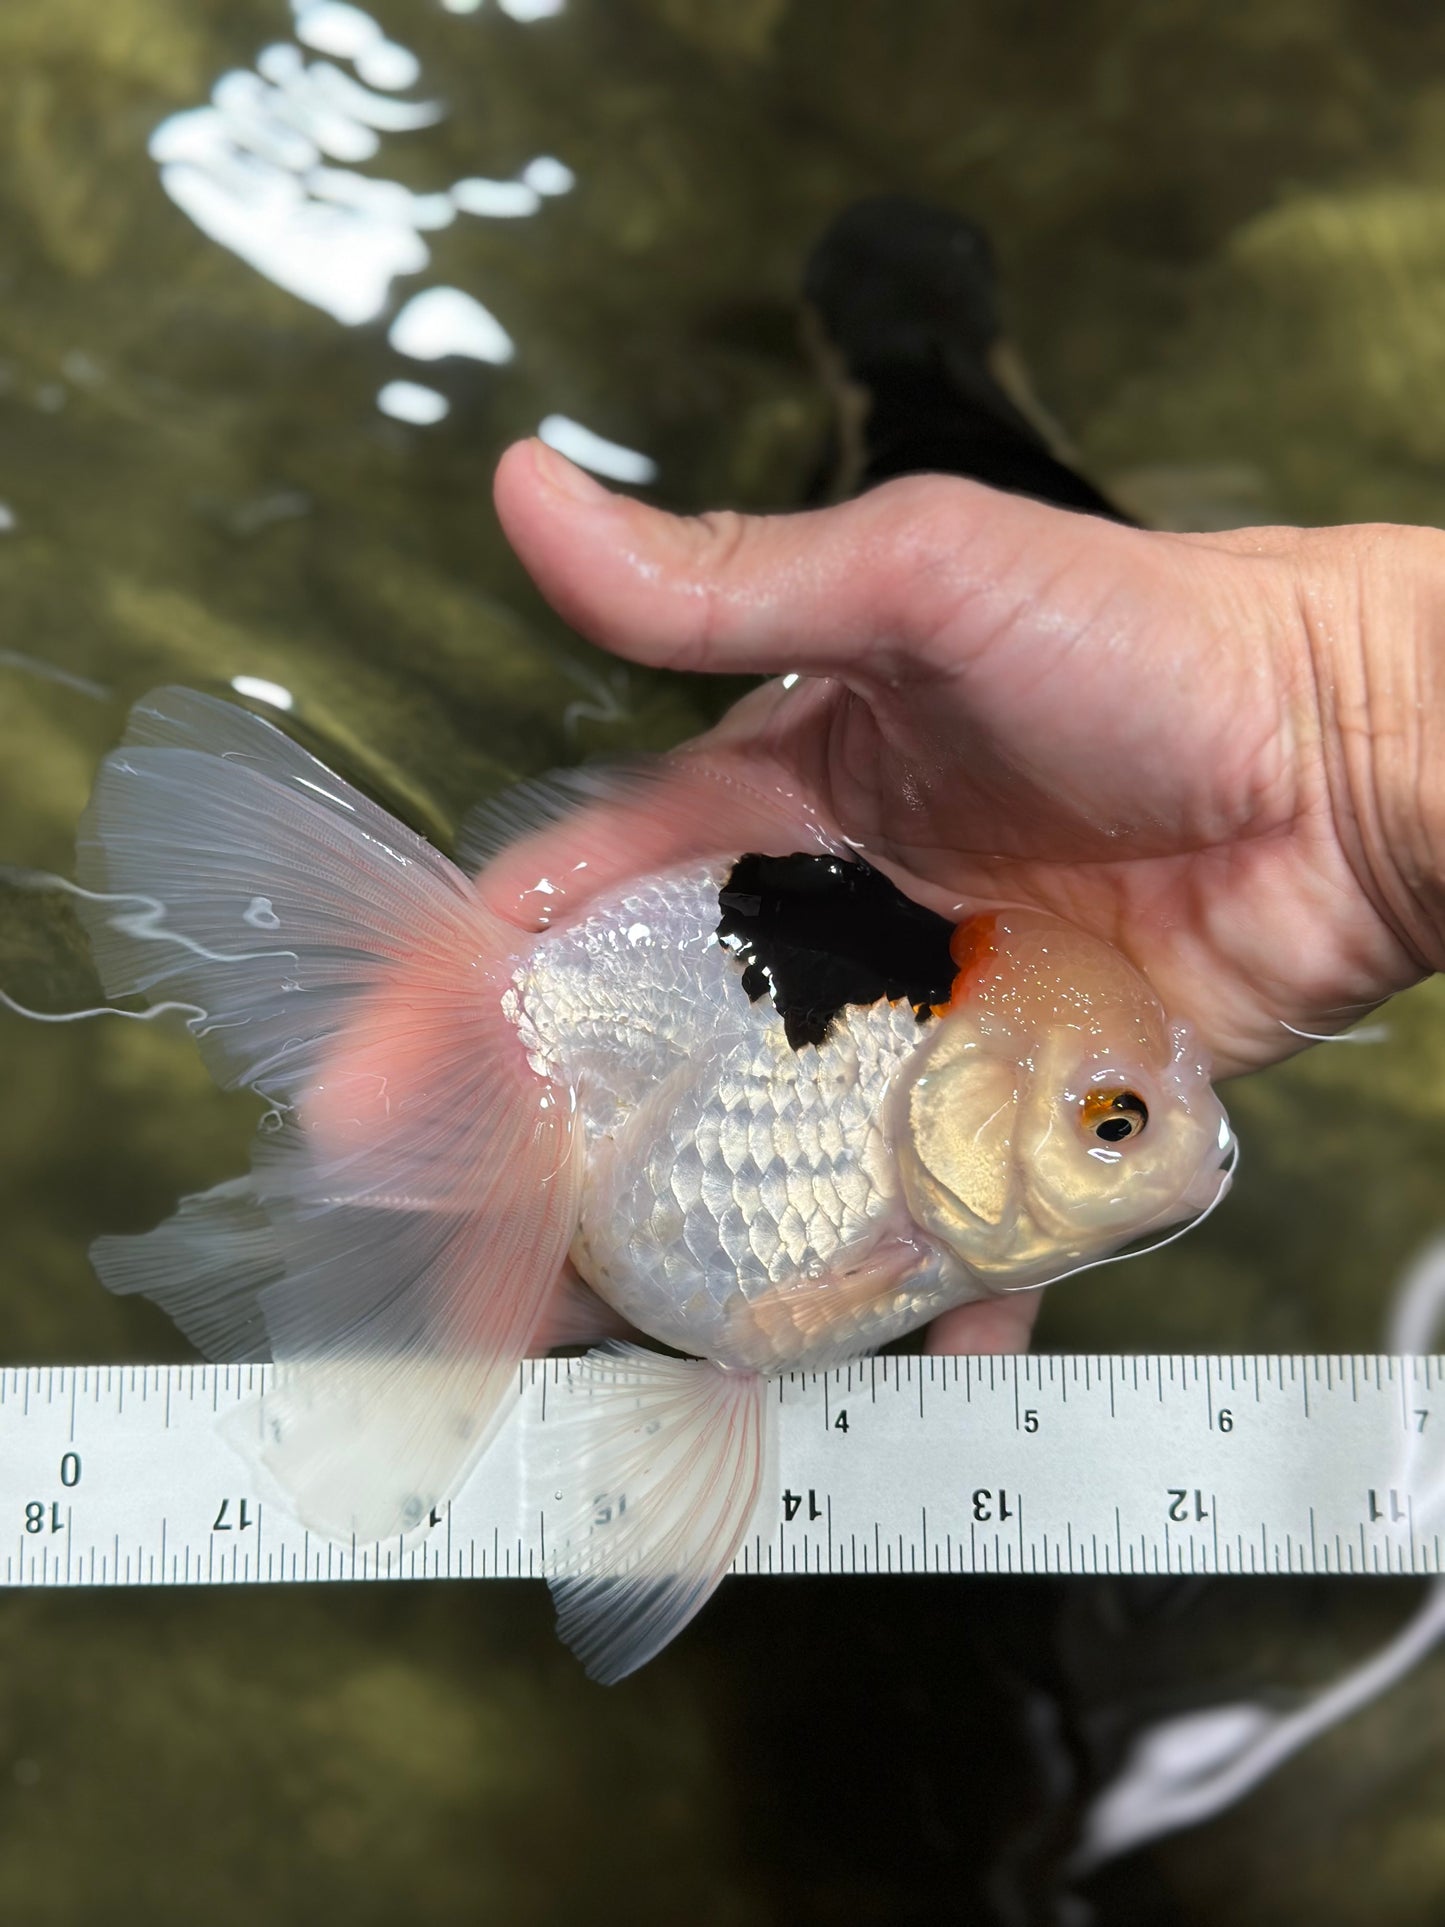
[455,759,663,874]
[537,1346,771,1683]
[80,686,583,1541]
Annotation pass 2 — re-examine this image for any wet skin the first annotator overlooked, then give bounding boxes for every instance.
[486,438,1445,1353]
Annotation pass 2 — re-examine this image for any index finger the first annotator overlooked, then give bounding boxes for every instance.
[925,1292,1042,1355]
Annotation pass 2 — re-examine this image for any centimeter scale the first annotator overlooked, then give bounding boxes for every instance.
[2,1355,1443,1590]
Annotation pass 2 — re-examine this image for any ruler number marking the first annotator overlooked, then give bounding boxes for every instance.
[22,1452,83,1539]
[1167,1489,1212,1524]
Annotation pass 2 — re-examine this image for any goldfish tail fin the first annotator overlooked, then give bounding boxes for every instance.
[540,1346,771,1683]
[79,686,582,1540]
[91,1177,280,1361]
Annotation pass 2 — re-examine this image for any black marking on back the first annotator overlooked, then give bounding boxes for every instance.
[716,853,956,1051]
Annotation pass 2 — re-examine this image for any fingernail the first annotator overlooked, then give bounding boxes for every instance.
[532,439,612,505]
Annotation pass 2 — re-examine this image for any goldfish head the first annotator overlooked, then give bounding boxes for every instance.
[893,910,1232,1290]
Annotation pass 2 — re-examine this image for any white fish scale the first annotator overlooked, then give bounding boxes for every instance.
[516,863,946,1364]
[588,1004,913,1347]
[668,1141,705,1213]
[515,869,738,1116]
[758,1159,789,1226]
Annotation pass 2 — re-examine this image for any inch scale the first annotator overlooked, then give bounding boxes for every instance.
[2,1355,1443,1590]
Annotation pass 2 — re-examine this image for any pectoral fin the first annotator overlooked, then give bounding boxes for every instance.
[726,1232,977,1372]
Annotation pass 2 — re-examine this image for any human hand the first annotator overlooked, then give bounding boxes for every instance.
[489,439,1445,1350]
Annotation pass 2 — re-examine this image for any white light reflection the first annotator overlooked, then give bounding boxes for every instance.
[0,505,15,533]
[151,46,441,327]
[538,414,657,484]
[309,168,454,231]
[451,177,542,218]
[451,155,574,220]
[230,675,295,710]
[150,8,570,335]
[521,155,575,195]
[378,379,450,424]
[390,286,515,364]
[1074,1588,1445,1875]
[150,10,657,477]
[293,2,421,89]
[155,158,426,325]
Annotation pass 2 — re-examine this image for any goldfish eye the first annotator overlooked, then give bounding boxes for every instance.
[1081,1089,1149,1143]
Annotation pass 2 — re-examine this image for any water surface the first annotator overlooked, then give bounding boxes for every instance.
[4,3,1445,1920]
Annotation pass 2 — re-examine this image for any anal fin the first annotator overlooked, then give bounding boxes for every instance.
[537,1346,771,1683]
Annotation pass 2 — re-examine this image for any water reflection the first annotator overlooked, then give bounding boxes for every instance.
[0,653,109,702]
[293,1,422,88]
[148,1,452,324]
[1078,1581,1445,1875]
[1078,1239,1445,1877]
[146,4,648,472]
[538,414,657,484]
[441,0,568,17]
[377,378,450,423]
[230,675,296,712]
[388,284,514,364]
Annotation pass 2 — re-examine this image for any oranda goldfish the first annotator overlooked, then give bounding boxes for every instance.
[75,688,1234,1680]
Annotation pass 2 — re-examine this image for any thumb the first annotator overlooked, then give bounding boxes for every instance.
[493,437,1126,682]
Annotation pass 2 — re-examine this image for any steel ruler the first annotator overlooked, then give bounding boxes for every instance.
[2,1355,1443,1589]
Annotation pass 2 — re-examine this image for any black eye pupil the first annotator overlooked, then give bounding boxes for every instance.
[1083,1090,1148,1143]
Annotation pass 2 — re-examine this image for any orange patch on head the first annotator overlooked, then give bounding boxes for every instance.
[938,913,998,1013]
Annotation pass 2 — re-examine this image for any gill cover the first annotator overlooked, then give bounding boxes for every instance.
[894,910,1231,1287]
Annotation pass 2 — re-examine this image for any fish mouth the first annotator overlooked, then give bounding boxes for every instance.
[1182,1120,1238,1220]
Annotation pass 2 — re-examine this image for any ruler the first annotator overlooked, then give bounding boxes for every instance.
[2,1356,1443,1588]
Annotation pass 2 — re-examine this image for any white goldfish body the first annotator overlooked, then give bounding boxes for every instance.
[76,690,1233,1680]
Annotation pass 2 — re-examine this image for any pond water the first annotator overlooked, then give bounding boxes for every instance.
[4,2,1445,1920]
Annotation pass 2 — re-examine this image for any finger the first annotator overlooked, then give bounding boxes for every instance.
[924,1290,1041,1356]
[493,437,1109,682]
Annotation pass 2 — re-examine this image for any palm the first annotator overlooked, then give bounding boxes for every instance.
[710,529,1372,1081]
